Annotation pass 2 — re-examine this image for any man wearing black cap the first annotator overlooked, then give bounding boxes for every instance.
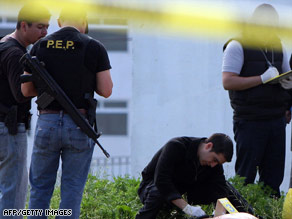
[21,6,113,219]
[0,2,50,216]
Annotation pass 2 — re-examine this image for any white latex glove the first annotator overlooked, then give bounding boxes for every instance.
[260,66,279,84]
[212,209,216,216]
[280,75,292,89]
[182,204,206,217]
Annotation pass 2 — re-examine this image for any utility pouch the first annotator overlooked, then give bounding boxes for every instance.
[24,112,32,130]
[4,105,18,135]
[85,93,98,131]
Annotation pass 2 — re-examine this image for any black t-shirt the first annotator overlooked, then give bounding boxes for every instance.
[30,28,111,74]
[29,27,111,109]
[84,39,112,73]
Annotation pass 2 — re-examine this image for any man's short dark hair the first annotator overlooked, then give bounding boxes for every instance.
[58,6,88,33]
[59,7,87,22]
[17,2,51,29]
[206,133,233,162]
[251,3,279,26]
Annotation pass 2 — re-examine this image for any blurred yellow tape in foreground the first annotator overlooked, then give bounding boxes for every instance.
[1,0,292,49]
[282,188,292,219]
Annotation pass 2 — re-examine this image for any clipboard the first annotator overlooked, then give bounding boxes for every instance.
[265,70,292,84]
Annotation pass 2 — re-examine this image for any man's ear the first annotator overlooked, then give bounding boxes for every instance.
[20,21,27,32]
[84,20,88,34]
[57,19,62,28]
[205,142,213,150]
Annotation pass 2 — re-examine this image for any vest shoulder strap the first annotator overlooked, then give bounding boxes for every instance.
[0,40,19,53]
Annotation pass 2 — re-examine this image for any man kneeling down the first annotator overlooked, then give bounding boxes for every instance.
[136,133,234,218]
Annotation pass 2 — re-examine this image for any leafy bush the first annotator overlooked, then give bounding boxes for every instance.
[156,176,285,219]
[48,174,142,219]
[36,174,285,219]
[228,176,285,219]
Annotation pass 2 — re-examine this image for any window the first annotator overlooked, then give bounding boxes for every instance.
[0,15,16,39]
[104,101,127,108]
[88,28,128,51]
[96,100,128,136]
[96,113,127,135]
[87,17,128,51]
[6,17,17,23]
[0,28,14,38]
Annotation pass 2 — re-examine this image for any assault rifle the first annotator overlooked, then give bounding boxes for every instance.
[20,53,110,158]
[189,181,261,219]
[225,181,255,215]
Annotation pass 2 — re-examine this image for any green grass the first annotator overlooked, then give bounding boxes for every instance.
[26,174,285,219]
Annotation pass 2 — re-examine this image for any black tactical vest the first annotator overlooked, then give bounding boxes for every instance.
[34,27,96,110]
[0,39,31,117]
[224,38,290,120]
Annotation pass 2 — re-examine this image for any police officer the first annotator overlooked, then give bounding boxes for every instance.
[21,7,113,219]
[0,3,50,216]
[222,4,291,197]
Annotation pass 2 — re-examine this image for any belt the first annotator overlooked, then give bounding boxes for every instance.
[39,109,87,115]
[0,114,27,123]
[0,116,5,122]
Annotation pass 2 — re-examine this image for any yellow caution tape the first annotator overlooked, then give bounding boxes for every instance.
[0,0,292,50]
[282,188,292,219]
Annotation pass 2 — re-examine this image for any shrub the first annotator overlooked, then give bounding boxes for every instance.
[228,176,284,219]
[47,174,142,219]
[35,174,285,219]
